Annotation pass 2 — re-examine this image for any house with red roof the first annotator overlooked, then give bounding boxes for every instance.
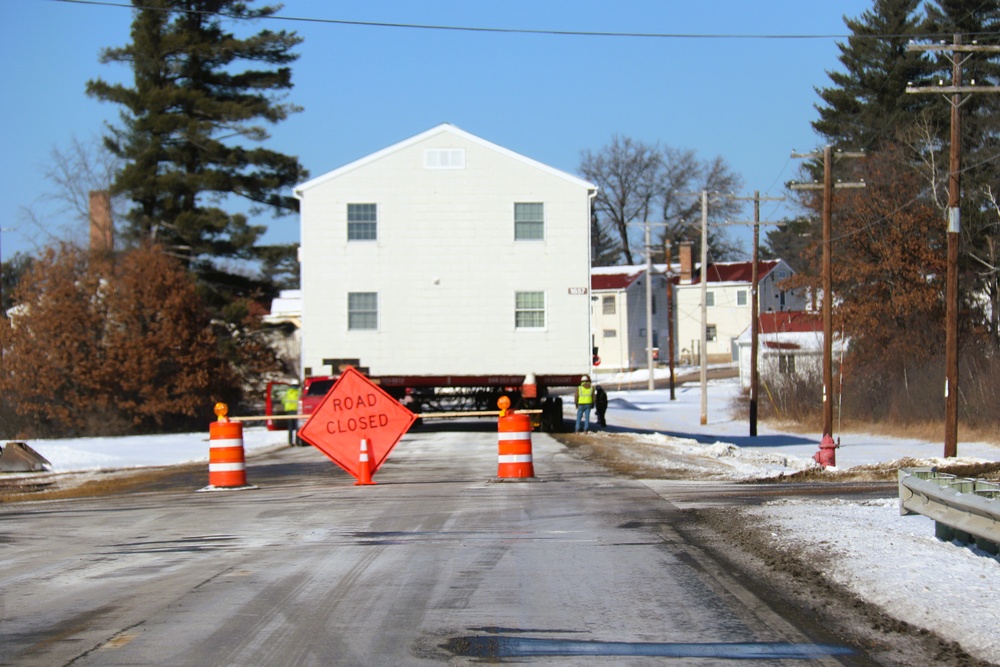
[734,311,847,390]
[590,244,809,374]
[674,243,808,365]
[590,266,670,371]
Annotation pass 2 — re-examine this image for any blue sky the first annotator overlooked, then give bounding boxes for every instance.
[1,0,876,261]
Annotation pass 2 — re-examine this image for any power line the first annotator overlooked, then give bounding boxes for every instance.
[48,0,1000,43]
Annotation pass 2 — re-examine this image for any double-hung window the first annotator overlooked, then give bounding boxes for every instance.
[347,203,377,241]
[348,292,378,330]
[515,291,545,329]
[514,203,544,240]
[602,295,616,315]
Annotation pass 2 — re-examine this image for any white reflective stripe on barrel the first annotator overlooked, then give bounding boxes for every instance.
[209,462,246,472]
[498,454,533,463]
[498,432,531,441]
[210,438,243,449]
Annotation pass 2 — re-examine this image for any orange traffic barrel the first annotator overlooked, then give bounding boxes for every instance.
[208,420,248,488]
[497,411,534,479]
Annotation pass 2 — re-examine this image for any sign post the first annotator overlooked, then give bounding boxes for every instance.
[298,367,416,483]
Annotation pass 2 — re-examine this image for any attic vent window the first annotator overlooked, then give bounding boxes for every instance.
[425,148,466,169]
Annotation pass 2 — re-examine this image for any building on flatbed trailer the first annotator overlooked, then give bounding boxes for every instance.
[293,124,597,427]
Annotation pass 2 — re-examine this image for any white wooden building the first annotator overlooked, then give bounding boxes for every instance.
[674,243,807,363]
[590,266,670,371]
[735,311,846,389]
[293,124,597,379]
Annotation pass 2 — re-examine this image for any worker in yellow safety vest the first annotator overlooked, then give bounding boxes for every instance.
[575,375,594,433]
[283,384,300,444]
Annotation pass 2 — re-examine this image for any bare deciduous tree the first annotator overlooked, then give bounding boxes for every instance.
[580,136,744,265]
[18,135,124,249]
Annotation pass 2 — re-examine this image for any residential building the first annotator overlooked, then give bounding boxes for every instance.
[590,266,670,371]
[674,243,807,364]
[735,310,846,390]
[293,124,597,379]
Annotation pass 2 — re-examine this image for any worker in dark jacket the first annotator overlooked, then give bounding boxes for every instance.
[594,384,608,428]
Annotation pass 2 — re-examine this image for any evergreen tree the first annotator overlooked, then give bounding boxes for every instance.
[1,252,33,314]
[590,207,621,266]
[86,1,306,299]
[762,217,814,268]
[922,0,1000,347]
[813,0,930,151]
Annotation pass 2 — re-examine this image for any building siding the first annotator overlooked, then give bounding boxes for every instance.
[296,125,595,378]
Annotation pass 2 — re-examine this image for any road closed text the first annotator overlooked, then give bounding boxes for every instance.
[326,393,389,434]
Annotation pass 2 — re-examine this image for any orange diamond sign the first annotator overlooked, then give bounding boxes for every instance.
[298,367,416,481]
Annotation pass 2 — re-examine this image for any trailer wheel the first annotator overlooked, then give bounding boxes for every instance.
[540,397,565,432]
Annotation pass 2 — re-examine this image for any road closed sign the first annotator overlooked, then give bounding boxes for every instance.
[298,367,416,481]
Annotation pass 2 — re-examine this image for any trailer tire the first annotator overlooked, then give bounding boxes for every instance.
[540,397,565,432]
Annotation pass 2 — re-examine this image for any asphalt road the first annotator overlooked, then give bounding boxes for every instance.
[1,425,875,666]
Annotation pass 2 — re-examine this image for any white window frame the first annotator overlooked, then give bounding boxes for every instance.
[514,202,544,241]
[347,292,378,330]
[737,289,748,306]
[602,295,616,315]
[706,291,715,307]
[706,324,717,342]
[515,291,546,330]
[347,203,378,241]
[424,148,466,169]
[778,353,796,374]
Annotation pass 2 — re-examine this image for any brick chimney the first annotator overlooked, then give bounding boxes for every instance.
[679,242,693,284]
[89,190,114,254]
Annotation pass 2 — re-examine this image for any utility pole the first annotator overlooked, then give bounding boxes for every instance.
[700,190,709,425]
[665,240,676,401]
[639,219,672,392]
[906,35,1000,459]
[0,227,13,372]
[728,192,785,437]
[790,147,865,442]
[645,220,655,391]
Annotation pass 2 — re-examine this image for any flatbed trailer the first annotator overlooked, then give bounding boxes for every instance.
[277,372,583,433]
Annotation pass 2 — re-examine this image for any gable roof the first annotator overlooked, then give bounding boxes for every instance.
[695,260,781,285]
[591,266,644,291]
[757,310,821,334]
[294,123,597,196]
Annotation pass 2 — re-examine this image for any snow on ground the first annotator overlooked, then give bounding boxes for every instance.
[22,428,289,473]
[579,368,1000,665]
[7,368,1000,664]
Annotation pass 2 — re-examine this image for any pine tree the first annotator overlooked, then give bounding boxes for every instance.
[922,0,1000,347]
[813,0,930,151]
[590,208,621,266]
[86,1,306,296]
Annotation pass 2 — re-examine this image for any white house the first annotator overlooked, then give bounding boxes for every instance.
[262,289,303,380]
[735,311,847,390]
[293,124,597,379]
[590,266,670,371]
[674,243,807,363]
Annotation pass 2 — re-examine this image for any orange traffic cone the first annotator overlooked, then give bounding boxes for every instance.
[355,438,375,486]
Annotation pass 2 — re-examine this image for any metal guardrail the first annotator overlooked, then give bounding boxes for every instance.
[898,467,1000,555]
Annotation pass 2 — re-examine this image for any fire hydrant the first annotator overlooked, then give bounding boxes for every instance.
[813,434,839,468]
